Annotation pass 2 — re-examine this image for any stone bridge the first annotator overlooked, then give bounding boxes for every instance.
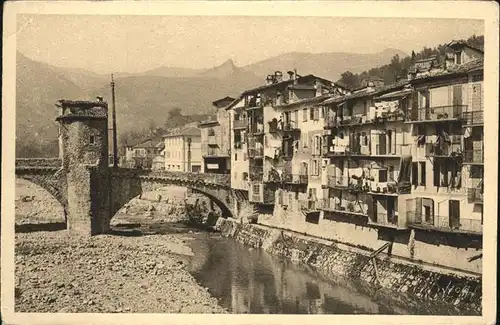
[15,158,249,236]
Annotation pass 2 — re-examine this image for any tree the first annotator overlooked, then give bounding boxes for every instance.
[338,71,361,90]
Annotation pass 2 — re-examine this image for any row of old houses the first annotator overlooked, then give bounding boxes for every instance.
[197,40,484,244]
[123,40,484,245]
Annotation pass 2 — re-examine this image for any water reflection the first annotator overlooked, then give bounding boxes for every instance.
[187,233,400,314]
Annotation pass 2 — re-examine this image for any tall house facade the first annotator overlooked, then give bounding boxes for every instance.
[199,96,234,174]
[240,71,349,209]
[163,127,202,172]
[227,97,250,191]
[404,41,484,235]
[322,80,414,230]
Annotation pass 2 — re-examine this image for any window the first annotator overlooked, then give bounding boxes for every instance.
[310,159,319,176]
[177,165,181,170]
[310,107,314,120]
[302,133,309,148]
[433,160,448,187]
[235,153,238,161]
[379,169,388,182]
[419,162,426,186]
[208,128,215,136]
[303,108,308,122]
[252,184,261,194]
[243,172,248,180]
[89,135,96,145]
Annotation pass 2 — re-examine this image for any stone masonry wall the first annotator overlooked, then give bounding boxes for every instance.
[214,217,482,315]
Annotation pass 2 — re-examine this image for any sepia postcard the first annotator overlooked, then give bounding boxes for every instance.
[2,1,499,325]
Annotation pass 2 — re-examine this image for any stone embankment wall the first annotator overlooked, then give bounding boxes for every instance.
[214,217,482,316]
[16,158,62,168]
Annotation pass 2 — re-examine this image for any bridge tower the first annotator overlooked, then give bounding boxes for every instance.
[56,98,111,236]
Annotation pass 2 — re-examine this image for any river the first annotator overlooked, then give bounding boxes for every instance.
[185,231,405,314]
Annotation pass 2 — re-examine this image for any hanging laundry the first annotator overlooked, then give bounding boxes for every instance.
[464,127,472,138]
[416,134,426,146]
[441,131,452,144]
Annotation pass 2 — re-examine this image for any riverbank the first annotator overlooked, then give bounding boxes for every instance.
[214,217,482,316]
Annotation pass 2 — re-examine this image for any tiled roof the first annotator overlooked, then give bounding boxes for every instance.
[447,40,484,54]
[411,58,483,82]
[128,138,163,149]
[56,99,107,108]
[212,96,236,106]
[273,94,331,109]
[241,74,332,95]
[322,79,410,105]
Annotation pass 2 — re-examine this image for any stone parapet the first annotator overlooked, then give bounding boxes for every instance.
[16,158,62,168]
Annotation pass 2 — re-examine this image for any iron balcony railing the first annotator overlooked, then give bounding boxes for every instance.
[406,212,482,235]
[370,212,399,228]
[233,119,247,130]
[249,166,263,181]
[248,125,265,135]
[283,121,300,132]
[248,147,264,159]
[293,174,308,184]
[410,105,466,122]
[467,187,483,204]
[463,149,484,164]
[425,142,462,157]
[373,144,412,156]
[322,199,367,216]
[462,111,484,125]
[326,175,350,188]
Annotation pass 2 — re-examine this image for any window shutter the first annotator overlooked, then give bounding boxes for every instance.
[433,160,440,187]
[411,162,418,186]
[415,197,422,223]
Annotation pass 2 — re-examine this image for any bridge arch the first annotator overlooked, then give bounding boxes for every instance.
[109,171,235,222]
[15,177,67,224]
[15,171,68,215]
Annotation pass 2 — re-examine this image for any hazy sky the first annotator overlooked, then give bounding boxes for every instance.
[17,15,484,74]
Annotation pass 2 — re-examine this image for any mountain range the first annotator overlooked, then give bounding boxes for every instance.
[15,48,406,156]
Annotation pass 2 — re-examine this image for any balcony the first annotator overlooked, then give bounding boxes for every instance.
[249,166,263,182]
[407,213,482,235]
[463,149,483,164]
[207,135,218,145]
[324,116,338,129]
[233,119,247,130]
[467,187,483,204]
[368,213,404,230]
[299,199,321,213]
[202,145,228,158]
[372,144,412,157]
[282,121,300,133]
[248,147,264,159]
[425,142,462,158]
[293,174,309,184]
[462,111,483,126]
[326,175,349,188]
[248,125,265,135]
[408,105,466,123]
[322,199,368,217]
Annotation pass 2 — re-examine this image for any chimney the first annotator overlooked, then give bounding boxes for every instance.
[287,70,295,80]
[266,75,275,85]
[274,71,283,83]
[96,96,103,102]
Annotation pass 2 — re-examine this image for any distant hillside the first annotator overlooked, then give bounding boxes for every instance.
[15,54,261,157]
